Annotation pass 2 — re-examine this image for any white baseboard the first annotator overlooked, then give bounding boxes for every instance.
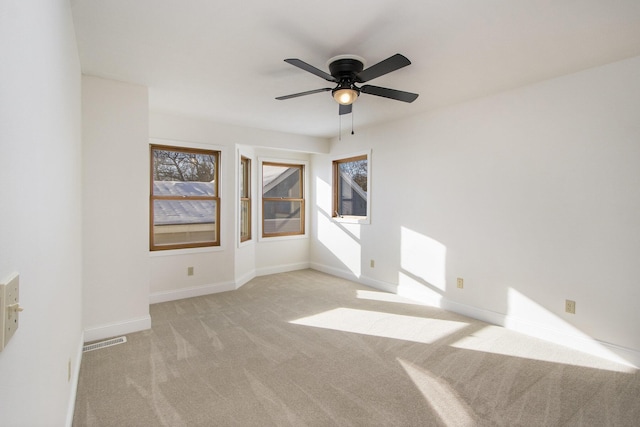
[65,332,85,427]
[235,270,256,289]
[83,315,151,343]
[441,298,507,327]
[147,264,308,305]
[310,263,640,368]
[256,261,310,277]
[309,262,355,281]
[148,271,258,304]
[149,281,236,304]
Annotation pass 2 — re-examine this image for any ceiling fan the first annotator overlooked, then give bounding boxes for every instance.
[276,53,419,115]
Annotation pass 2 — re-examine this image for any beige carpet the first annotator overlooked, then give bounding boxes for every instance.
[73,269,640,426]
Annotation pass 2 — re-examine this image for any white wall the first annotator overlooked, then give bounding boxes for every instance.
[148,113,326,302]
[311,56,640,367]
[82,76,151,341]
[0,1,83,425]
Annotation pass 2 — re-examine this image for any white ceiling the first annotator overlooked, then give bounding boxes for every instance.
[71,0,640,139]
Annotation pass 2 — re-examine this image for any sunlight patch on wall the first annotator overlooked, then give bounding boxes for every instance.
[398,272,445,306]
[503,288,636,370]
[316,175,362,276]
[290,308,468,344]
[398,358,476,426]
[317,214,361,276]
[315,176,332,213]
[450,324,634,373]
[400,227,446,290]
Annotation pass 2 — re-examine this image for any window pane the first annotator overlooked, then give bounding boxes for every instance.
[153,200,217,246]
[263,200,302,235]
[240,162,245,197]
[336,158,367,216]
[262,164,301,198]
[153,148,217,196]
[240,158,248,198]
[240,156,251,242]
[339,159,367,191]
[153,149,217,181]
[240,199,250,240]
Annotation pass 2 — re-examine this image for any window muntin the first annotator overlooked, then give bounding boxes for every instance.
[150,145,220,250]
[240,156,251,242]
[262,162,304,237]
[333,155,368,218]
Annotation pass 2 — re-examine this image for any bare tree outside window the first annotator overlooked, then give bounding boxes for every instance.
[333,155,368,218]
[153,149,217,182]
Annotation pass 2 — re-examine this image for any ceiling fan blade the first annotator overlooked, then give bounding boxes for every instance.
[339,104,352,115]
[276,87,332,100]
[360,85,419,103]
[284,59,337,82]
[356,54,411,83]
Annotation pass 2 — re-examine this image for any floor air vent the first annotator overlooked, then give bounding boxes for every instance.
[83,336,127,352]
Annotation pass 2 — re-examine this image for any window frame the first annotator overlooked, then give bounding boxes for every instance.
[332,151,371,224]
[260,160,306,239]
[240,155,251,243]
[149,143,221,251]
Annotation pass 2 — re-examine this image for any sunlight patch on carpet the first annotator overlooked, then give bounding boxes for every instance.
[290,307,468,344]
[398,358,475,426]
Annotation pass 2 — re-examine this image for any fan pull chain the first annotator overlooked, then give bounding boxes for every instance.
[338,109,354,140]
[351,110,355,135]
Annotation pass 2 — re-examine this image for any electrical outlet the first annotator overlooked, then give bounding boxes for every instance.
[187,267,194,276]
[565,299,576,314]
[370,260,375,268]
[0,272,22,351]
[457,278,464,289]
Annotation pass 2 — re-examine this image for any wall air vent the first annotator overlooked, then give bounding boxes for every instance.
[83,336,127,352]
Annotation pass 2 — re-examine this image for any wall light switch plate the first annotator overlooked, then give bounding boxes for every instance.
[0,272,21,351]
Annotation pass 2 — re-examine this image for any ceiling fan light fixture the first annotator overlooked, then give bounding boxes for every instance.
[333,88,359,105]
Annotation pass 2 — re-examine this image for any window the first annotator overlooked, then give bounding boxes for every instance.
[333,154,368,219]
[240,156,251,242]
[150,144,220,251]
[262,162,304,237]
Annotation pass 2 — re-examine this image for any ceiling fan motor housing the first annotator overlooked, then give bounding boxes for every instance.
[329,57,364,103]
[328,58,364,82]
